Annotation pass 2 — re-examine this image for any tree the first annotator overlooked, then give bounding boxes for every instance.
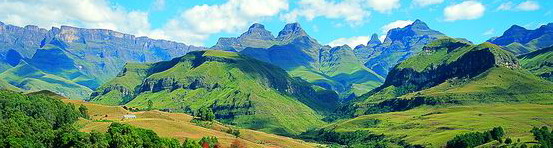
[227,128,241,137]
[147,100,154,110]
[79,104,90,119]
[196,107,215,121]
[504,137,512,144]
[182,138,201,148]
[199,136,219,148]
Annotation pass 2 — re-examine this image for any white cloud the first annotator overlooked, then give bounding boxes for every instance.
[444,1,485,22]
[497,1,540,11]
[152,0,289,45]
[0,0,289,46]
[328,36,370,47]
[496,2,513,11]
[516,1,540,11]
[482,28,495,36]
[282,0,370,26]
[366,0,401,13]
[412,0,444,7]
[0,0,151,37]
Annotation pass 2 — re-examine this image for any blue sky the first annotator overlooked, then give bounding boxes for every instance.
[0,0,551,47]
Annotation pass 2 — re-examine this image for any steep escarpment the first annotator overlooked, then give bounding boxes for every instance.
[90,50,339,135]
[344,38,553,116]
[0,21,204,99]
[518,46,553,81]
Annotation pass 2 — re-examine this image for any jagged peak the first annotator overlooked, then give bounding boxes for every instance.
[368,33,381,45]
[249,23,265,29]
[505,25,528,33]
[277,22,308,41]
[408,19,430,30]
[239,23,274,40]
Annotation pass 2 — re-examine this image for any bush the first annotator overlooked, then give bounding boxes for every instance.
[227,128,241,137]
[446,126,505,148]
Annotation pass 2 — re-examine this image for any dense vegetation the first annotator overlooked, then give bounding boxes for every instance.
[531,126,553,148]
[446,127,505,148]
[0,90,225,148]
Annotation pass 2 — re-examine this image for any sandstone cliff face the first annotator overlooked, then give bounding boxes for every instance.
[0,21,205,98]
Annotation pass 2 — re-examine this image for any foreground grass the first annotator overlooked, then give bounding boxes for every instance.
[326,103,553,147]
[64,99,318,148]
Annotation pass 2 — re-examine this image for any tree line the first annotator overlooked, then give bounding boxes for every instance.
[0,90,228,148]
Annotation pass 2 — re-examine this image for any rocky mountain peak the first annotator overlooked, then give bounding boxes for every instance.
[239,23,274,40]
[409,19,430,30]
[277,23,308,42]
[368,33,381,46]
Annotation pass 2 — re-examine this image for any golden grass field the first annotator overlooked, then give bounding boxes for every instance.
[63,99,319,148]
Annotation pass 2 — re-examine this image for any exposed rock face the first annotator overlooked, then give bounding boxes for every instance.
[354,19,446,77]
[234,23,383,98]
[212,23,276,51]
[0,21,205,99]
[488,23,553,55]
[344,39,528,116]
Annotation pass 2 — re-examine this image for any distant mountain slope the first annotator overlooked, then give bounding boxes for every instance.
[354,20,447,77]
[90,50,339,135]
[345,38,553,116]
[518,46,553,81]
[0,21,204,98]
[489,23,553,55]
[215,23,384,98]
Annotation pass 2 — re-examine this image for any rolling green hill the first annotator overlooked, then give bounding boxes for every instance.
[317,103,553,147]
[90,50,339,135]
[518,46,553,81]
[345,38,553,116]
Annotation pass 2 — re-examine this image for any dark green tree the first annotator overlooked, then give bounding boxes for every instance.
[182,138,201,148]
[196,107,215,121]
[147,100,154,110]
[79,104,90,119]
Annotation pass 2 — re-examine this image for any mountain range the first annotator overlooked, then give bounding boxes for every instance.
[214,23,384,98]
[0,22,204,98]
[489,23,553,55]
[1,19,553,147]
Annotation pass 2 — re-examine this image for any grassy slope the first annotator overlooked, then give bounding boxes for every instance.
[92,50,335,135]
[403,67,553,103]
[518,47,553,81]
[0,61,92,99]
[64,99,318,148]
[326,103,553,147]
[353,39,552,114]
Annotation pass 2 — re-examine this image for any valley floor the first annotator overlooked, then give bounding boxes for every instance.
[62,99,319,148]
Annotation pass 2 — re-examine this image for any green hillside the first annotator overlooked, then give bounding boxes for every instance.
[0,61,92,99]
[90,50,339,135]
[518,46,553,81]
[318,103,553,147]
[346,38,553,116]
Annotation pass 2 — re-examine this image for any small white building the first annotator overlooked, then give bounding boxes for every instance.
[123,114,137,119]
